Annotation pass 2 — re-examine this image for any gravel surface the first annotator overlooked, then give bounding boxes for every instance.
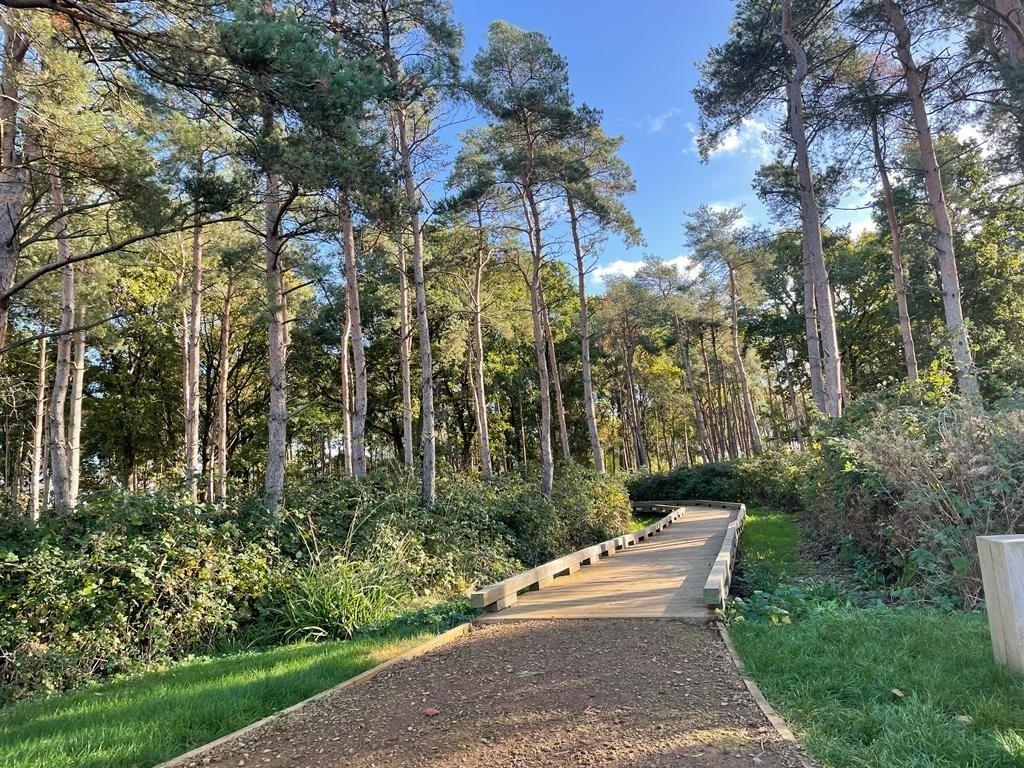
[187,620,809,768]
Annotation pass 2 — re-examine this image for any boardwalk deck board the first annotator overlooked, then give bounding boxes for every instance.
[478,505,736,621]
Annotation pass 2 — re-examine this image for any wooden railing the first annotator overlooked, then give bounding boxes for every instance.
[631,499,747,608]
[469,505,686,613]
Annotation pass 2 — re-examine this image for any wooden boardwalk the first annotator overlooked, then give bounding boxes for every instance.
[478,505,737,621]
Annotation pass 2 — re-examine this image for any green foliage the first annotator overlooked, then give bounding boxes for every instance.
[627,447,808,510]
[0,466,630,703]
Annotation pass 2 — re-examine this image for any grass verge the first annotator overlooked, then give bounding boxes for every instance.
[728,510,1024,767]
[0,606,470,768]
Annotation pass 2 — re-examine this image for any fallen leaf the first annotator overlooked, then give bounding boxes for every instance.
[424,708,440,717]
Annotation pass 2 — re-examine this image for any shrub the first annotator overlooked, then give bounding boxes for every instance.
[0,465,632,702]
[627,448,807,510]
[808,402,1024,608]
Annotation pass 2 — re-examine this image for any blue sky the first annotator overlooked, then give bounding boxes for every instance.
[446,0,874,287]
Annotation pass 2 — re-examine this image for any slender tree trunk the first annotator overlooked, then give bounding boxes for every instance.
[184,214,202,501]
[45,166,73,512]
[339,312,353,476]
[214,277,232,501]
[396,236,414,468]
[868,109,918,383]
[727,267,763,452]
[68,304,85,507]
[699,328,724,459]
[525,188,554,498]
[673,318,713,462]
[470,218,492,478]
[568,195,604,472]
[0,21,28,352]
[538,279,571,461]
[390,106,436,503]
[622,339,649,471]
[882,0,981,402]
[30,329,46,519]
[993,0,1024,64]
[780,0,843,417]
[340,195,368,478]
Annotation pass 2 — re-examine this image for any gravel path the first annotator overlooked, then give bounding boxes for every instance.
[188,620,808,768]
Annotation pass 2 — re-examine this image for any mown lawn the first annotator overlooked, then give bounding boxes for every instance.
[0,630,436,768]
[729,510,1024,768]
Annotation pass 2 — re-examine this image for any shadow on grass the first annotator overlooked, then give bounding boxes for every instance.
[0,599,477,768]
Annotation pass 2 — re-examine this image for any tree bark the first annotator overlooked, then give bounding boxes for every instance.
[0,20,28,352]
[68,304,85,507]
[339,311,353,476]
[882,0,981,402]
[340,195,367,478]
[214,276,231,500]
[622,338,649,471]
[45,165,73,512]
[538,279,571,461]
[396,236,414,469]
[392,107,437,504]
[184,214,202,501]
[30,328,46,519]
[674,318,713,461]
[470,214,493,478]
[780,0,843,417]
[727,266,763,452]
[525,188,554,498]
[868,109,918,383]
[568,195,604,472]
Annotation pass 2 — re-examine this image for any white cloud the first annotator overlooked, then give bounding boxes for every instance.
[636,106,683,135]
[589,254,694,285]
[955,122,994,157]
[687,118,772,161]
[848,218,877,238]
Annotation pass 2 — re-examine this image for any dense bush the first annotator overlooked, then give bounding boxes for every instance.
[0,466,631,703]
[806,402,1024,608]
[627,448,807,510]
[629,400,1024,609]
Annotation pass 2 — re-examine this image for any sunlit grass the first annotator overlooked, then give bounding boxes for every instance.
[0,630,434,768]
[730,509,1024,767]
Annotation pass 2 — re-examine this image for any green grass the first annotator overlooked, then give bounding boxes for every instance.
[729,508,1024,767]
[0,630,437,768]
[735,507,808,590]
[731,609,1024,767]
[629,514,660,531]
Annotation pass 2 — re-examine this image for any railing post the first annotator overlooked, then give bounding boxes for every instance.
[977,535,1024,674]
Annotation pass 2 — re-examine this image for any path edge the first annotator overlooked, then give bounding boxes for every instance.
[716,622,818,768]
[153,622,474,768]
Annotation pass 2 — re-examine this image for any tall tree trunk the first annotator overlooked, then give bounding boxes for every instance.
[622,339,649,471]
[340,195,368,478]
[396,236,414,468]
[0,20,28,352]
[882,0,981,402]
[699,328,724,459]
[727,266,763,453]
[673,317,713,461]
[538,279,571,461]
[470,217,492,478]
[780,0,843,417]
[184,214,202,501]
[30,329,46,520]
[339,312,353,476]
[214,277,232,501]
[567,195,604,472]
[46,166,73,512]
[262,2,287,510]
[68,304,85,507]
[390,105,436,503]
[525,188,554,498]
[868,109,919,383]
